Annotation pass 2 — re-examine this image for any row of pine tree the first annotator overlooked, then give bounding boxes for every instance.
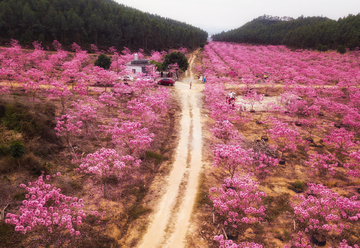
[0,0,208,51]
[212,14,360,52]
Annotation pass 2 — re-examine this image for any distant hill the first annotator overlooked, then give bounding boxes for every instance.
[212,14,360,51]
[0,0,208,51]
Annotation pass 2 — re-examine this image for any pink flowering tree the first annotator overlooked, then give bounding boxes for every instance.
[252,152,280,179]
[77,148,141,198]
[203,83,241,123]
[290,183,360,243]
[103,120,154,156]
[110,49,133,76]
[1,40,26,89]
[299,118,319,142]
[26,41,46,70]
[293,100,309,122]
[301,104,321,118]
[304,152,338,177]
[315,98,350,126]
[90,44,100,54]
[213,234,263,248]
[47,43,69,75]
[210,120,244,144]
[22,68,46,101]
[0,67,13,94]
[71,72,92,96]
[54,115,82,148]
[323,128,358,161]
[343,109,360,133]
[209,174,266,242]
[47,80,73,113]
[178,47,187,54]
[349,89,360,110]
[284,232,311,248]
[126,88,170,128]
[150,50,166,63]
[168,63,180,78]
[92,66,117,91]
[132,75,157,95]
[279,91,307,121]
[278,92,299,114]
[242,90,264,111]
[98,92,117,116]
[70,99,98,135]
[120,47,134,63]
[0,81,10,94]
[212,144,253,178]
[61,43,91,91]
[145,63,158,79]
[344,150,360,178]
[266,117,302,160]
[339,239,360,248]
[5,173,101,246]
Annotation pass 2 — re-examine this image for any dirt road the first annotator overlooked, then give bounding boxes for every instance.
[138,54,204,248]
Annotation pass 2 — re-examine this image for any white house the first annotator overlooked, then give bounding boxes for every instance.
[126,54,152,74]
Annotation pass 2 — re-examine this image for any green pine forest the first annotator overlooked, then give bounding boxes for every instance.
[212,14,360,51]
[0,0,208,51]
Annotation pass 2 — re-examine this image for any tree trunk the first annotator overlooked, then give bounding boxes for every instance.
[103,181,106,198]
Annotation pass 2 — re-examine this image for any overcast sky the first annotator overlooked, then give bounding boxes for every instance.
[114,0,359,35]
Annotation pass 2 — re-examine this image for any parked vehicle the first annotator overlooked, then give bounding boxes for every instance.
[136,76,154,82]
[118,75,134,81]
[158,78,175,86]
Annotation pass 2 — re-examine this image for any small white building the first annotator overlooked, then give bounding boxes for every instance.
[126,54,152,74]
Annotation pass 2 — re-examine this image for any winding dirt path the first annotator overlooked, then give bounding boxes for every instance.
[138,53,204,248]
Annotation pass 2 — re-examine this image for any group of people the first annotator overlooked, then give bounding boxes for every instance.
[226,91,235,106]
[226,92,247,111]
[160,71,174,78]
[188,84,238,109]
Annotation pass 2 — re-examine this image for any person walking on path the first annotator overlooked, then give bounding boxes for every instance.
[190,81,192,89]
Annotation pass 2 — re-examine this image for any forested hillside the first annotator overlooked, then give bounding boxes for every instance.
[0,0,208,51]
[212,14,360,51]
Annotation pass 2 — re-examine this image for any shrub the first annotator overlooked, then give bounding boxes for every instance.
[13,192,26,201]
[0,144,10,156]
[294,180,303,190]
[2,103,42,138]
[162,51,189,72]
[94,54,111,70]
[9,141,26,159]
[145,151,163,164]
